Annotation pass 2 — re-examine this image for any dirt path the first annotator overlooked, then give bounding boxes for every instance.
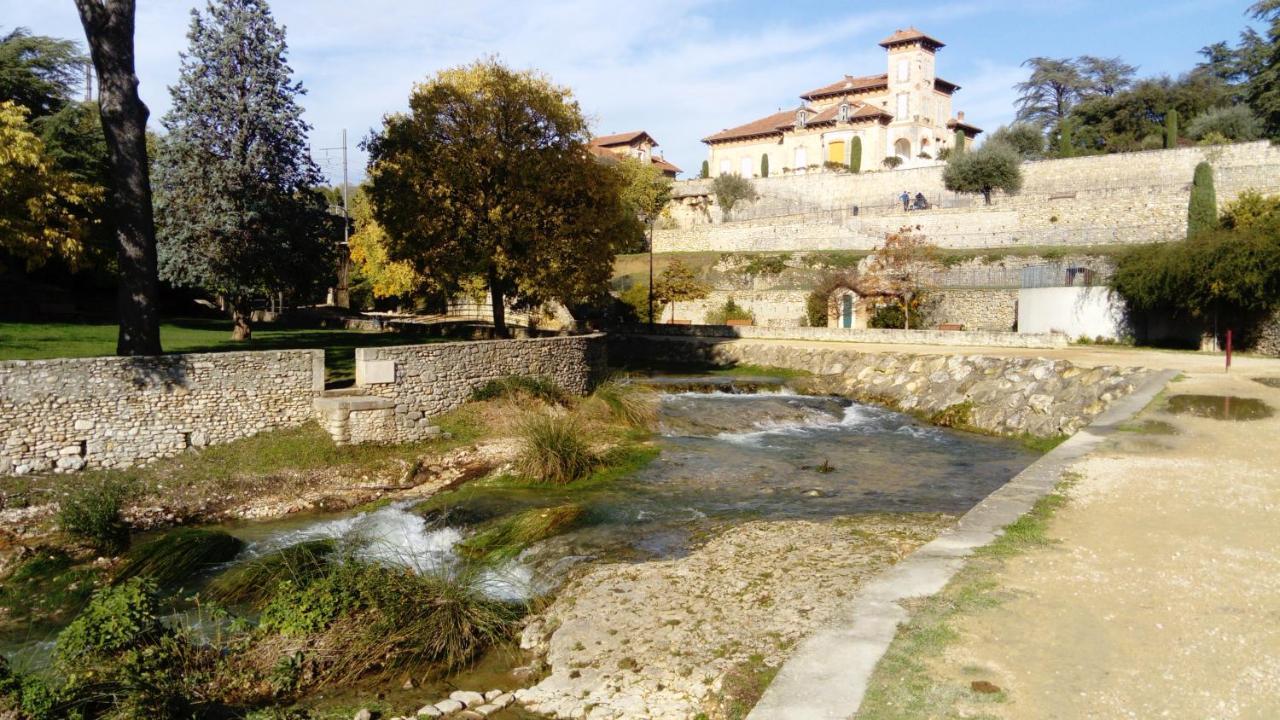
[926,368,1280,718]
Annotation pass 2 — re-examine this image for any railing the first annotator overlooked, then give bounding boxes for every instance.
[1020,262,1114,289]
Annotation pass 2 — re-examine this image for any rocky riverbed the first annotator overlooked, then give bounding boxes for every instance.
[515,514,953,719]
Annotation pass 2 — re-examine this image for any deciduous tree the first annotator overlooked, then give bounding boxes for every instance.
[365,59,636,338]
[987,123,1045,159]
[153,0,335,340]
[855,226,937,330]
[655,259,708,324]
[711,173,757,217]
[1015,57,1087,127]
[942,142,1023,205]
[74,0,162,355]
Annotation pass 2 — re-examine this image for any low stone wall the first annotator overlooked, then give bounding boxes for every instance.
[611,335,1148,437]
[0,350,324,474]
[930,289,1018,332]
[351,334,608,443]
[620,323,1066,349]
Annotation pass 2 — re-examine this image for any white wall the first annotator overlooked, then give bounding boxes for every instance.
[1018,286,1126,340]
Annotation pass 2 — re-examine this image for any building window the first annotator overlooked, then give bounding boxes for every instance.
[741,156,753,177]
[922,97,931,124]
[796,109,807,128]
[719,159,731,176]
[897,58,909,82]
[795,146,807,171]
[838,103,850,122]
[896,93,909,119]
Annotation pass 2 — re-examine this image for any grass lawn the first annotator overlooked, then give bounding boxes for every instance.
[0,318,445,385]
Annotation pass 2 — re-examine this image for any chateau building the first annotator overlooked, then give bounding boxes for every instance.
[589,130,682,178]
[702,28,982,177]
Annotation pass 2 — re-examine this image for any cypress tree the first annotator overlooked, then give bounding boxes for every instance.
[1058,119,1076,158]
[153,0,334,340]
[1164,109,1179,149]
[954,129,966,154]
[760,154,769,178]
[1187,161,1218,238]
[700,160,709,179]
[850,136,862,173]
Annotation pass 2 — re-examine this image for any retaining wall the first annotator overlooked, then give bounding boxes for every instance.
[351,334,608,443]
[620,323,1066,349]
[0,350,324,474]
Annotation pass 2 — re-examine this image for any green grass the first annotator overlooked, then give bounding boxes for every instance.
[514,413,599,485]
[856,476,1077,719]
[205,540,337,608]
[0,318,444,385]
[0,550,101,631]
[456,504,584,564]
[1015,433,1070,454]
[113,528,244,587]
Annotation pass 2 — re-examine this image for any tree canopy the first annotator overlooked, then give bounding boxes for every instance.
[655,259,708,323]
[346,185,423,305]
[365,58,636,337]
[611,155,671,252]
[987,123,1045,159]
[942,142,1023,205]
[855,227,938,330]
[711,173,757,216]
[0,28,85,120]
[153,0,334,340]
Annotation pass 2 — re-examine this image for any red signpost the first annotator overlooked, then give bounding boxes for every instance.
[1226,328,1233,372]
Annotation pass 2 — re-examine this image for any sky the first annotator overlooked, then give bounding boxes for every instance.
[1,0,1261,183]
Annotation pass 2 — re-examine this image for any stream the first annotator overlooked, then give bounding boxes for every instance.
[1,385,1038,710]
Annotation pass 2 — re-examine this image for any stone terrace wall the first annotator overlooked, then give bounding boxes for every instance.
[622,323,1066,349]
[611,335,1148,437]
[0,350,324,474]
[658,142,1280,252]
[353,334,608,442]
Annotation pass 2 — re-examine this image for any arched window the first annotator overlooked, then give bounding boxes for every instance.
[894,138,911,161]
[796,109,807,128]
[838,103,850,122]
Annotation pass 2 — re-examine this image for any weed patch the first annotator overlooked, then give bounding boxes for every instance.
[471,375,570,406]
[57,477,131,554]
[515,413,598,485]
[114,528,244,587]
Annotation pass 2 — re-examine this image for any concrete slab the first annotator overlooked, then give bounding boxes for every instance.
[745,368,1178,720]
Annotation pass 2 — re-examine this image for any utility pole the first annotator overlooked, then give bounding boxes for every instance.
[315,131,352,308]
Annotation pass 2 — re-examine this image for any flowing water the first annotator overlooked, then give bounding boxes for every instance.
[1,386,1038,700]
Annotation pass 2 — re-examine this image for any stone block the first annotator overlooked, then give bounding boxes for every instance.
[357,359,397,385]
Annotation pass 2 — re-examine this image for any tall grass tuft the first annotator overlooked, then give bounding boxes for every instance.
[58,477,131,554]
[204,539,335,608]
[515,413,597,484]
[470,375,569,405]
[113,528,244,587]
[457,504,584,564]
[588,377,659,430]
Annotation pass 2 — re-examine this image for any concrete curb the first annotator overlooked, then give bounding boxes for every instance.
[746,369,1179,720]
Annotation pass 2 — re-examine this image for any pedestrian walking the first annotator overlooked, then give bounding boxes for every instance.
[900,190,910,211]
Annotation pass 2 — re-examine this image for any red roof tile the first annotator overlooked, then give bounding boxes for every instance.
[800,73,888,100]
[879,27,945,49]
[934,77,961,93]
[591,130,656,148]
[806,101,893,125]
[651,156,681,174]
[703,108,799,143]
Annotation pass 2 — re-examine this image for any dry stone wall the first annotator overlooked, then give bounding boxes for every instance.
[353,334,608,442]
[931,289,1018,331]
[622,324,1065,349]
[658,142,1280,252]
[0,350,324,475]
[612,335,1149,437]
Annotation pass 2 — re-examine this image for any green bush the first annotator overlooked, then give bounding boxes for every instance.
[822,160,848,172]
[58,477,131,554]
[805,272,855,327]
[56,577,166,666]
[470,375,569,405]
[515,413,598,484]
[1187,106,1262,142]
[705,297,755,326]
[206,539,336,608]
[711,173,758,215]
[113,528,244,587]
[1187,161,1217,238]
[618,282,665,324]
[882,156,903,169]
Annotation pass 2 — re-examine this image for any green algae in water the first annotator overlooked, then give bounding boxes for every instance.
[1164,394,1274,421]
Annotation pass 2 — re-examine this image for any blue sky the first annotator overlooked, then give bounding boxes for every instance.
[1,0,1261,182]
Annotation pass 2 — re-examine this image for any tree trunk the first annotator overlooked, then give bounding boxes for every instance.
[982,188,992,205]
[74,0,162,356]
[488,268,509,339]
[229,299,252,341]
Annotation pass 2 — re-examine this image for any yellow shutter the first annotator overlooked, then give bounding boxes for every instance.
[827,140,845,164]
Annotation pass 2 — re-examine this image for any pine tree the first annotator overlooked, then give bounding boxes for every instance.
[760,154,769,178]
[154,0,334,340]
[1187,161,1218,238]
[850,136,862,173]
[1164,109,1180,149]
[700,160,709,179]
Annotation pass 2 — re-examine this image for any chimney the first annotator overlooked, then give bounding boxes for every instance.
[957,111,965,122]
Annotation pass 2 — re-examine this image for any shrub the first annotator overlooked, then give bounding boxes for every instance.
[705,297,755,326]
[850,136,862,173]
[618,282,665,324]
[1187,161,1217,238]
[929,401,974,428]
[1187,106,1262,142]
[457,504,584,564]
[882,156,903,169]
[988,123,1044,159]
[711,173,758,215]
[206,539,336,608]
[113,528,244,587]
[56,578,166,666]
[588,377,659,429]
[740,253,789,276]
[515,413,598,484]
[58,477,131,554]
[943,142,1023,205]
[1164,108,1179,148]
[822,160,848,172]
[1220,189,1280,231]
[470,375,569,406]
[805,272,856,327]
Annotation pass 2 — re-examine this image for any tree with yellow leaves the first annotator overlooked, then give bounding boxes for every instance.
[347,186,423,303]
[0,101,99,271]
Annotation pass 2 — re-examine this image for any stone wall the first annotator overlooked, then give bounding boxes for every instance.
[352,334,608,442]
[0,350,324,474]
[621,324,1066,349]
[930,289,1018,331]
[610,335,1149,437]
[657,142,1280,252]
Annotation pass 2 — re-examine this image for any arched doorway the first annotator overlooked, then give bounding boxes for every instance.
[894,138,911,162]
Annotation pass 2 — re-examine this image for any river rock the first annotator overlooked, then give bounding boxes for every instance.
[433,699,464,714]
[483,689,502,702]
[415,706,443,718]
[449,689,485,707]
[353,710,371,720]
